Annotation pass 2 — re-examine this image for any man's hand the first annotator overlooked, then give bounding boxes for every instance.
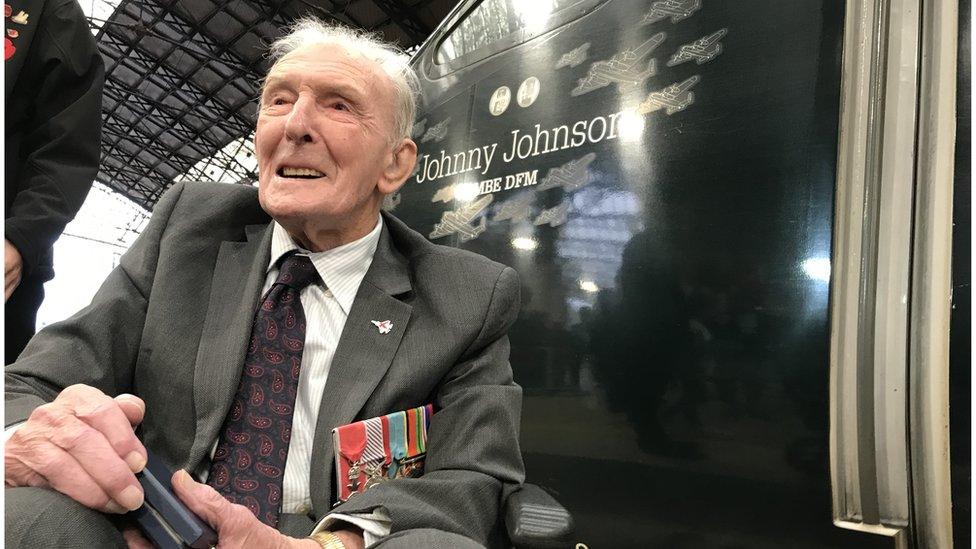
[5,239,23,300]
[171,469,325,549]
[121,525,156,549]
[4,384,147,513]
[330,525,366,549]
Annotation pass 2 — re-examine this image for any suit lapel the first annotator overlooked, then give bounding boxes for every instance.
[308,221,413,514]
[186,223,272,472]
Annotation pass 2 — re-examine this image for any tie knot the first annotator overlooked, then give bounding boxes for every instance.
[275,254,320,290]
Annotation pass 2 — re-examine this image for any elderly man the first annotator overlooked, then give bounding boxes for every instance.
[5,19,524,549]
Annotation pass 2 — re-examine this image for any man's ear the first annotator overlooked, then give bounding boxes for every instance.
[377,138,418,195]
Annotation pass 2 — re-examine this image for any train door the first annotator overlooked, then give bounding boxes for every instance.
[393,1,961,547]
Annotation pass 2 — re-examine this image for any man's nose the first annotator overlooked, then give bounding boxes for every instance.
[284,96,316,144]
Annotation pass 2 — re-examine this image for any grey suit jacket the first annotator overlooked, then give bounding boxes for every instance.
[5,181,525,543]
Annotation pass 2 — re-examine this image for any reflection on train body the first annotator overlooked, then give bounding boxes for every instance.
[397,0,962,547]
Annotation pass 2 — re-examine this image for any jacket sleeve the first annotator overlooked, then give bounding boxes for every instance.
[4,182,186,426]
[326,266,525,543]
[5,0,104,277]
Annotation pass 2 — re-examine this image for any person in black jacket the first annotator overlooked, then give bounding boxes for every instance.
[4,0,104,364]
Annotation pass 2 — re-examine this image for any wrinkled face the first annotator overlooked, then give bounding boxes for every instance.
[255,44,405,245]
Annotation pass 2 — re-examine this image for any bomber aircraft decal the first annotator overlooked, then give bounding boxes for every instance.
[556,42,591,69]
[429,194,494,241]
[382,192,401,211]
[636,75,700,115]
[421,117,451,143]
[537,153,598,192]
[411,118,427,139]
[641,0,702,25]
[431,185,456,203]
[533,200,571,228]
[570,33,666,96]
[493,193,535,222]
[667,29,727,66]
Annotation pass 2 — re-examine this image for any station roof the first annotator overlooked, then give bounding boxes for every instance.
[91,0,456,210]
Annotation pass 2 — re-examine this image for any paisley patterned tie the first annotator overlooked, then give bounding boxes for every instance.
[207,253,319,527]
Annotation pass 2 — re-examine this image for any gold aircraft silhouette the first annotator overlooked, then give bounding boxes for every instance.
[571,34,666,96]
[641,0,702,25]
[429,195,494,242]
[636,75,700,115]
[667,29,728,66]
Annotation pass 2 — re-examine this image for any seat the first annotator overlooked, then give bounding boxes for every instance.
[503,483,574,548]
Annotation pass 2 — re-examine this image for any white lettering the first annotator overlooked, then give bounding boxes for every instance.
[481,143,497,175]
[516,133,533,159]
[426,157,440,182]
[415,108,633,185]
[503,130,518,163]
[587,116,607,143]
[415,155,429,183]
[533,124,550,156]
[552,125,570,150]
[452,152,467,174]
[607,111,622,140]
[571,121,587,147]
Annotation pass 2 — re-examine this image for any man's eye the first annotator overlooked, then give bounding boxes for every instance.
[332,102,348,111]
[272,97,287,106]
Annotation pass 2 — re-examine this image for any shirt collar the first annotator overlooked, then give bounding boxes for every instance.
[268,217,383,314]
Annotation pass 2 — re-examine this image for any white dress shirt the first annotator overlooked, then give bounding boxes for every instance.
[246,217,391,542]
[262,218,382,515]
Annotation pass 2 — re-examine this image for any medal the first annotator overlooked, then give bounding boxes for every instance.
[332,404,436,503]
[346,463,360,494]
[362,461,386,490]
[337,422,366,500]
[387,411,407,478]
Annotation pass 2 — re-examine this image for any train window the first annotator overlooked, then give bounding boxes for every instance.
[433,0,601,73]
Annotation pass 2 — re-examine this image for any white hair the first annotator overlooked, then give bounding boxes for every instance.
[266,18,419,143]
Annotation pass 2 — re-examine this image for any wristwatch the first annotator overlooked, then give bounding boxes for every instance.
[309,531,347,549]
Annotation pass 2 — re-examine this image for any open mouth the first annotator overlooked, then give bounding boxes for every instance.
[277,167,325,179]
